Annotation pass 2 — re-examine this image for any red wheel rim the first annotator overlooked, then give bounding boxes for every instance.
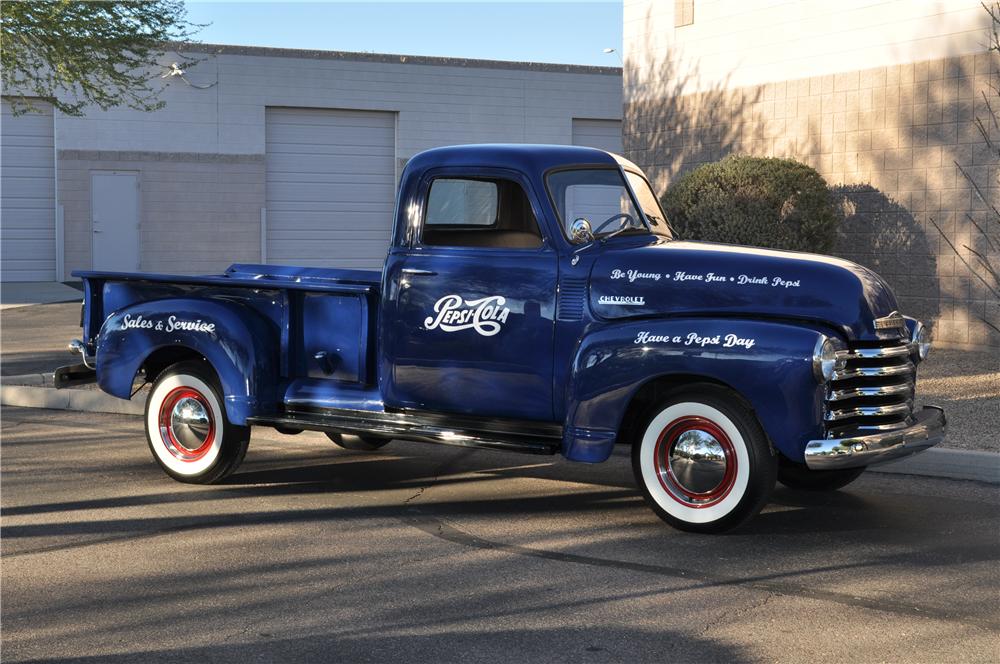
[157,387,215,462]
[653,416,737,508]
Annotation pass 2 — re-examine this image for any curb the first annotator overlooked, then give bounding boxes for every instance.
[1,383,144,416]
[1,383,997,484]
[0,298,79,311]
[1,372,54,387]
[869,447,1000,484]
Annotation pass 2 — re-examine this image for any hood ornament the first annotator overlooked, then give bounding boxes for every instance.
[874,310,906,333]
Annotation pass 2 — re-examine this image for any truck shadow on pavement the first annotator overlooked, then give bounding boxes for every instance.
[5,442,998,561]
[4,429,1000,659]
[8,628,753,664]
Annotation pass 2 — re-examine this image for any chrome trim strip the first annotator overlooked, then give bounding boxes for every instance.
[827,383,914,402]
[842,420,915,433]
[836,344,913,360]
[832,362,915,380]
[805,406,946,470]
[824,400,914,421]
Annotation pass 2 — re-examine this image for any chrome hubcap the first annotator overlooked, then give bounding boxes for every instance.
[170,397,211,451]
[653,416,738,508]
[668,429,728,495]
[158,386,216,462]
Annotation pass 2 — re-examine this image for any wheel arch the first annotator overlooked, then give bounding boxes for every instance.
[95,298,279,425]
[141,346,210,385]
[616,373,765,451]
[562,318,827,464]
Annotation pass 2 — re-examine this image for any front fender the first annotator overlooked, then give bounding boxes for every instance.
[563,318,829,463]
[96,298,278,424]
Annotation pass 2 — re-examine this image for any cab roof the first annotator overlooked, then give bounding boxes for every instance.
[403,143,639,177]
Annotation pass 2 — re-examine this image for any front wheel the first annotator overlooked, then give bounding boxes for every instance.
[631,385,777,533]
[144,361,250,484]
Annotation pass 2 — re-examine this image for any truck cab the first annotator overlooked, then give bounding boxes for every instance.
[66,144,946,533]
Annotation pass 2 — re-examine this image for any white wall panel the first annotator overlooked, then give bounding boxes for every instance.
[2,100,56,281]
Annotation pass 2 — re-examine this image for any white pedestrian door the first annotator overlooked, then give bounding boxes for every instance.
[91,172,139,272]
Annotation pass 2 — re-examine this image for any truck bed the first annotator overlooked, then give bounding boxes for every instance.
[74,263,383,399]
[75,262,381,294]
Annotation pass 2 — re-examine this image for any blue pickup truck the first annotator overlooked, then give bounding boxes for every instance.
[63,144,945,532]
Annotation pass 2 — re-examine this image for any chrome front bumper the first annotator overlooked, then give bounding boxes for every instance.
[804,406,946,470]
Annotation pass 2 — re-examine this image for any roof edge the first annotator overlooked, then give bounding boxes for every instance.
[163,42,622,76]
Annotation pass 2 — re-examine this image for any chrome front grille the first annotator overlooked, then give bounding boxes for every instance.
[825,338,916,437]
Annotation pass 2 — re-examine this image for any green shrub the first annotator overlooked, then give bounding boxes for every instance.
[660,155,838,254]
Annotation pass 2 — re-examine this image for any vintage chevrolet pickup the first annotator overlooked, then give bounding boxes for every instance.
[62,144,946,532]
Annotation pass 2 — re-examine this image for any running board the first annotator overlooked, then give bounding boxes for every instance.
[247,408,562,456]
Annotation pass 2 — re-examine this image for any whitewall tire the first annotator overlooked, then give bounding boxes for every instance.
[631,385,777,533]
[144,361,250,484]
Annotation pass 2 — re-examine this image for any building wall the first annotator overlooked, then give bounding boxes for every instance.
[53,46,621,275]
[624,1,999,349]
[58,151,264,275]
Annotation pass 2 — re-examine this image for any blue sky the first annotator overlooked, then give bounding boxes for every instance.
[183,1,623,66]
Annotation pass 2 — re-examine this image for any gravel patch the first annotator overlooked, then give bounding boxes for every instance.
[916,348,1000,453]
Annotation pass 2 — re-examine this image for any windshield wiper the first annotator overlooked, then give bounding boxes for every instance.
[600,220,644,244]
[645,214,678,240]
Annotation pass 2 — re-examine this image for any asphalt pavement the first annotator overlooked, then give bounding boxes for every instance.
[2,406,998,663]
[1,301,81,377]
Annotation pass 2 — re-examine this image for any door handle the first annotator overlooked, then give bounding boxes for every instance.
[92,229,102,233]
[401,268,437,276]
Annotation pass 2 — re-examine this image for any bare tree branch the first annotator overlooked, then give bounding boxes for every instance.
[967,213,1000,252]
[954,161,1000,225]
[930,216,1000,299]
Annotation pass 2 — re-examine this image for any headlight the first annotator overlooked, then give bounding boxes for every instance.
[912,322,931,361]
[813,335,846,383]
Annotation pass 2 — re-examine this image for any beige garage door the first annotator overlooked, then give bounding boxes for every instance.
[1,99,56,281]
[572,118,623,155]
[265,107,396,270]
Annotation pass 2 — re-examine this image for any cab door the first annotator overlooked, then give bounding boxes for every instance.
[382,169,557,421]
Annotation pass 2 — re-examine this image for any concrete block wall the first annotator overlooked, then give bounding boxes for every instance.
[56,46,622,158]
[625,50,1000,349]
[58,151,265,275]
[52,46,621,277]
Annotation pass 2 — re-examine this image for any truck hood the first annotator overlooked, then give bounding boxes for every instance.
[589,239,900,339]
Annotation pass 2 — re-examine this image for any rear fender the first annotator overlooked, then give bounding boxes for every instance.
[564,318,828,463]
[95,298,278,424]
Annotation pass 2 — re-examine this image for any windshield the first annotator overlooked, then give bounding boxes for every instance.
[624,171,672,238]
[546,168,672,242]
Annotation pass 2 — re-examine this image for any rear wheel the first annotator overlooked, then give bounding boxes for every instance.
[325,432,392,451]
[631,385,777,533]
[144,361,250,484]
[778,460,865,491]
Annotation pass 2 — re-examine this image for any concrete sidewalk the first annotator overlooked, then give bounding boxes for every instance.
[2,301,998,483]
[0,281,82,310]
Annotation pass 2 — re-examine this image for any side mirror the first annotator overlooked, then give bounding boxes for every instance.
[570,218,594,244]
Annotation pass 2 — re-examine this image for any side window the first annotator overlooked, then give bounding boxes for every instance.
[426,179,498,226]
[422,177,543,249]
